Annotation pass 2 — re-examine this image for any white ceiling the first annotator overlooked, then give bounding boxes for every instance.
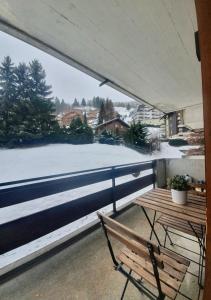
[0,0,202,113]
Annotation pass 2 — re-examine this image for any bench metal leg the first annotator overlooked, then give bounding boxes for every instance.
[120,269,132,300]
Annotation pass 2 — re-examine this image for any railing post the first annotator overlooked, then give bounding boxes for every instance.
[152,160,157,188]
[111,167,117,214]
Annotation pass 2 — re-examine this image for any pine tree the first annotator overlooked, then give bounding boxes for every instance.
[98,102,106,124]
[29,59,52,100]
[104,98,115,121]
[72,98,79,107]
[27,60,56,136]
[60,99,66,113]
[54,97,61,114]
[15,62,30,100]
[108,99,115,119]
[0,56,17,136]
[126,103,131,110]
[67,116,93,144]
[124,122,148,147]
[81,98,86,106]
[0,56,17,102]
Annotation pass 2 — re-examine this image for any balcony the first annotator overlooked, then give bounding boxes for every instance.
[0,158,205,300]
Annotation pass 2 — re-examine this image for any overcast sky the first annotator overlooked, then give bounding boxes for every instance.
[0,31,134,104]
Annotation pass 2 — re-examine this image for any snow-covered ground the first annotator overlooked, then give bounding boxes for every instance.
[0,142,184,271]
[0,142,182,182]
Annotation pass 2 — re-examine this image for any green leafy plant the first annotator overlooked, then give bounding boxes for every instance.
[168,175,189,191]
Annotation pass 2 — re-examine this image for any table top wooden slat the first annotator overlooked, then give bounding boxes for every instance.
[141,194,206,215]
[134,188,206,226]
[144,193,206,210]
[153,188,206,204]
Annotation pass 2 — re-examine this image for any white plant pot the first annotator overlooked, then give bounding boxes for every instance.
[171,189,187,205]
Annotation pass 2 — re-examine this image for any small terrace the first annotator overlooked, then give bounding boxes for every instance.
[0,158,205,300]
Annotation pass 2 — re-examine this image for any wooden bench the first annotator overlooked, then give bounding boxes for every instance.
[156,214,204,239]
[98,212,190,300]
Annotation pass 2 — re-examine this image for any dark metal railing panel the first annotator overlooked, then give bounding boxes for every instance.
[0,187,113,254]
[0,169,112,208]
[0,160,155,255]
[0,162,153,208]
[115,174,155,200]
[0,160,152,187]
[114,162,153,178]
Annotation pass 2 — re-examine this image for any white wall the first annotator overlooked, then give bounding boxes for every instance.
[183,104,204,129]
[156,158,205,187]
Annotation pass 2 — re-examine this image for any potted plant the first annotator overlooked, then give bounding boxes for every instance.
[169,175,189,204]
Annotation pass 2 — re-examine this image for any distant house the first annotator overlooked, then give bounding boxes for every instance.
[58,109,99,128]
[95,118,129,136]
[58,109,83,127]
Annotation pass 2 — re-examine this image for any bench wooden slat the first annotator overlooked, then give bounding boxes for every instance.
[118,252,177,300]
[98,212,189,299]
[121,248,181,290]
[157,215,204,238]
[158,214,203,228]
[160,246,190,267]
[105,225,164,269]
[97,212,160,254]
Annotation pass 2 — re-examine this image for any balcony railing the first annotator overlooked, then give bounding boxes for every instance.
[0,160,155,258]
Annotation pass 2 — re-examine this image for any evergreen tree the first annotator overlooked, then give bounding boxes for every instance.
[98,102,106,124]
[0,57,58,144]
[104,98,115,121]
[27,60,56,136]
[54,97,61,114]
[67,117,93,144]
[15,63,30,100]
[0,56,17,135]
[126,103,131,110]
[0,56,17,102]
[29,59,52,100]
[124,122,148,147]
[60,99,66,112]
[72,98,79,107]
[81,98,86,106]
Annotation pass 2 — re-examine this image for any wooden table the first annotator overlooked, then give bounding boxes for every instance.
[134,188,206,288]
[135,188,206,227]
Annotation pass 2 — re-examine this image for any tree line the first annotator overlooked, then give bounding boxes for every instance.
[0,56,93,147]
[53,95,136,115]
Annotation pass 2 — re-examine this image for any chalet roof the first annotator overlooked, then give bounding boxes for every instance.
[95,118,130,129]
[0,1,201,113]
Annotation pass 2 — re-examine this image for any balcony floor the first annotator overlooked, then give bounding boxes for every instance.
[0,206,203,300]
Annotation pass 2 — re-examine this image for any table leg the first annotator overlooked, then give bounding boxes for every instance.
[162,225,174,247]
[198,225,206,288]
[187,222,206,288]
[149,211,156,240]
[141,207,161,246]
[188,222,206,253]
